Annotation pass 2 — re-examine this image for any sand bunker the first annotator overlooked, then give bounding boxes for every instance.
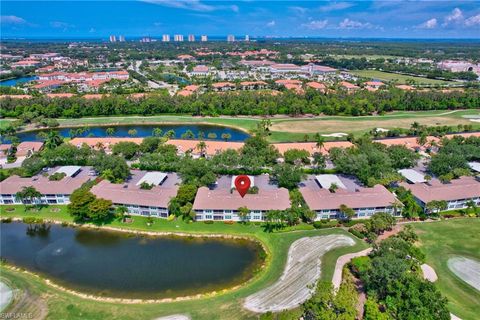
[154,315,190,320]
[244,235,355,313]
[421,264,438,282]
[321,133,348,138]
[447,257,480,291]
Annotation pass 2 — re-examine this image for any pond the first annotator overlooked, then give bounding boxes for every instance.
[0,222,263,299]
[0,76,37,87]
[16,124,250,142]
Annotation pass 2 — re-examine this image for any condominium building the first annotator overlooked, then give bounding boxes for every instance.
[174,34,184,42]
[162,34,170,42]
[201,35,208,42]
[245,35,250,42]
[188,34,195,42]
[193,175,291,221]
[90,171,179,218]
[227,35,235,42]
[0,166,94,205]
[300,175,402,220]
[118,35,125,42]
[109,35,116,42]
[399,176,480,212]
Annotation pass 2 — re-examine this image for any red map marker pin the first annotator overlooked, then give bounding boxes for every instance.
[235,175,251,198]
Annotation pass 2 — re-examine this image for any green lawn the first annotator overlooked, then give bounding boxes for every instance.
[412,219,480,320]
[0,205,368,320]
[5,109,478,143]
[350,70,453,85]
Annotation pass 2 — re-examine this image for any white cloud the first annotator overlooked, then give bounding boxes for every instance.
[318,2,353,13]
[50,21,74,30]
[266,20,275,27]
[465,14,480,27]
[419,18,437,29]
[338,18,373,30]
[0,15,26,25]
[289,6,307,15]
[301,20,328,30]
[443,8,464,26]
[141,0,237,12]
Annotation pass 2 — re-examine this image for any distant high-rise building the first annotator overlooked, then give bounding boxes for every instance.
[162,34,170,42]
[109,35,116,42]
[174,34,184,42]
[201,35,208,42]
[188,34,195,42]
[141,37,152,43]
[119,35,125,42]
[245,35,250,42]
[227,34,235,42]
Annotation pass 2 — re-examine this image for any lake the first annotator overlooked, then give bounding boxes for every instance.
[16,124,250,142]
[0,76,37,87]
[0,222,263,299]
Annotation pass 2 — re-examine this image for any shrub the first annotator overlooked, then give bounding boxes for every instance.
[22,217,43,224]
[48,172,66,181]
[203,220,214,224]
[348,228,364,239]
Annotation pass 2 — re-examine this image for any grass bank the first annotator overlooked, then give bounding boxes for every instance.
[350,70,454,85]
[412,219,480,320]
[4,109,478,143]
[0,205,368,320]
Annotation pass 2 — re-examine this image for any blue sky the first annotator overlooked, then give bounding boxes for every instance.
[1,1,480,39]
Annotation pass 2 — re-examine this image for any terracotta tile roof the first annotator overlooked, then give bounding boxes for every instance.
[91,171,179,208]
[396,84,415,90]
[399,176,480,204]
[240,60,276,66]
[273,141,353,156]
[365,81,384,87]
[83,94,109,100]
[177,54,194,60]
[306,82,326,90]
[0,166,92,195]
[46,93,75,98]
[340,81,359,90]
[300,182,397,211]
[16,141,44,157]
[275,79,302,85]
[193,185,291,211]
[192,65,209,72]
[184,85,200,91]
[166,139,244,156]
[69,137,143,150]
[177,90,195,97]
[33,80,64,89]
[212,82,235,88]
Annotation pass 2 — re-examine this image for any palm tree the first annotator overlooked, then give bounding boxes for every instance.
[339,204,355,221]
[390,200,403,217]
[164,130,176,139]
[328,183,338,193]
[95,142,105,150]
[16,186,42,207]
[106,127,116,136]
[152,128,163,137]
[196,141,207,157]
[221,133,231,142]
[207,133,217,140]
[315,135,325,152]
[237,206,250,222]
[44,131,63,150]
